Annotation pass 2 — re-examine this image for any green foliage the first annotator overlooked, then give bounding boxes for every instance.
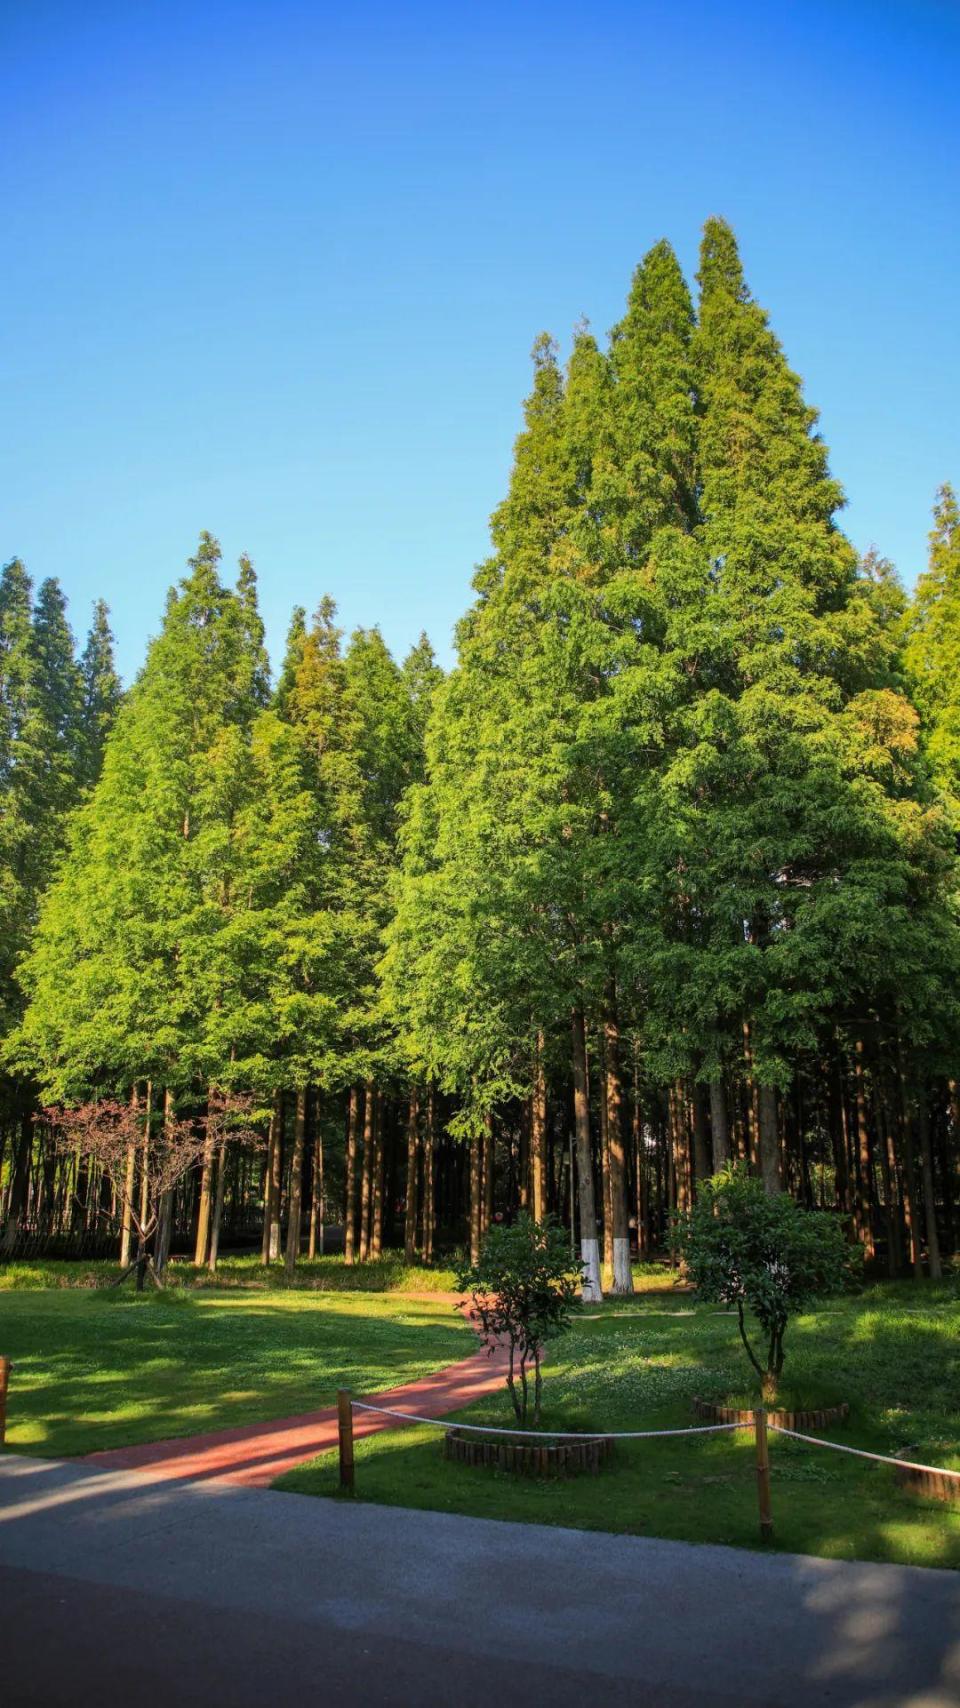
[676,1166,852,1396]
[456,1214,581,1424]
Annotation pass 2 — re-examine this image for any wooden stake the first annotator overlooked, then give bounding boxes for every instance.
[337,1389,355,1492]
[754,1407,773,1541]
[0,1357,11,1445]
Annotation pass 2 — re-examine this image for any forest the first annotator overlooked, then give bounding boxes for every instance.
[2,218,959,1295]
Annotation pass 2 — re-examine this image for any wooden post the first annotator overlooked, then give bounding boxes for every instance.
[337,1388,355,1492]
[754,1408,773,1541]
[0,1357,11,1445]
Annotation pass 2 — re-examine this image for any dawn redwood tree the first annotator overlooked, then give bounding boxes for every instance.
[904,484,960,829]
[17,535,268,1109]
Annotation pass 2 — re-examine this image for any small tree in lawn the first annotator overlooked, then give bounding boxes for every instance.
[455,1214,581,1428]
[675,1166,852,1403]
[47,1100,205,1289]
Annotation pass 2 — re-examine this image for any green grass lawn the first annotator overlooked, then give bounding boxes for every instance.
[0,1287,470,1457]
[277,1281,960,1571]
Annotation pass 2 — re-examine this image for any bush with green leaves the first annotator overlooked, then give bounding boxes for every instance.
[675,1167,853,1402]
[455,1214,582,1427]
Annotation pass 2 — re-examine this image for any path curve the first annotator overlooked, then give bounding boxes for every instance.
[84,1338,510,1488]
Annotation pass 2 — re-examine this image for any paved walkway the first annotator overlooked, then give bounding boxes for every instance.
[84,1339,511,1486]
[1,1454,958,1707]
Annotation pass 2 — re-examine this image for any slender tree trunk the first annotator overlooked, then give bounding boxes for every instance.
[261,1090,282,1263]
[897,1071,924,1279]
[757,1085,782,1195]
[208,1142,227,1271]
[371,1091,385,1258]
[878,1091,903,1276]
[344,1086,359,1265]
[153,1089,177,1276]
[140,1081,152,1231]
[308,1100,324,1260]
[482,1111,494,1237]
[917,1100,942,1280]
[709,1077,730,1170]
[604,1006,633,1295]
[854,1041,875,1259]
[692,1082,711,1189]
[359,1083,374,1262]
[194,1084,218,1266]
[120,1086,138,1268]
[599,1038,614,1274]
[422,1086,436,1263]
[284,1087,307,1277]
[572,1009,603,1301]
[632,1056,648,1257]
[531,1032,547,1222]
[403,1091,419,1262]
[469,1129,482,1264]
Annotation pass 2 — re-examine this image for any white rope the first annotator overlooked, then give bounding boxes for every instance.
[767,1424,960,1482]
[350,1401,743,1440]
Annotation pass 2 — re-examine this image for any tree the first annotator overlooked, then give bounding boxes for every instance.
[45,1098,204,1288]
[77,599,122,791]
[676,1166,852,1400]
[904,484,960,828]
[455,1214,581,1426]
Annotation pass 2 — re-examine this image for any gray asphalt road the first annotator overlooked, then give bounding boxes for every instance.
[1,1454,958,1707]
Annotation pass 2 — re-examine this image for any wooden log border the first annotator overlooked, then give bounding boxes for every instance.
[693,1397,850,1430]
[893,1465,960,1506]
[444,1428,613,1477]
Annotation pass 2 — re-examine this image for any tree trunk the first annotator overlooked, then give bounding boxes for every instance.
[572,1009,603,1301]
[599,1037,614,1274]
[194,1084,218,1266]
[898,1073,925,1279]
[308,1102,324,1260]
[359,1083,374,1262]
[403,1091,419,1262]
[140,1081,152,1231]
[154,1089,176,1276]
[469,1128,482,1264]
[604,1006,633,1295]
[120,1086,138,1268]
[422,1087,436,1263]
[854,1041,875,1259]
[692,1082,711,1189]
[917,1100,942,1280]
[344,1086,359,1265]
[371,1091,385,1258]
[757,1085,782,1195]
[208,1142,227,1271]
[709,1077,730,1170]
[531,1032,547,1222]
[261,1089,283,1263]
[284,1087,307,1277]
[482,1111,494,1237]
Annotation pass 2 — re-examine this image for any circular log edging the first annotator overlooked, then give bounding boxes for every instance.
[893,1466,960,1507]
[444,1427,613,1476]
[693,1397,850,1430]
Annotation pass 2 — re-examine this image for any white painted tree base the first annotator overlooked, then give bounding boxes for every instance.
[610,1236,634,1294]
[580,1235,603,1302]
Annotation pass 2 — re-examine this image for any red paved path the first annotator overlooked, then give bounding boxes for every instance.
[83,1340,510,1489]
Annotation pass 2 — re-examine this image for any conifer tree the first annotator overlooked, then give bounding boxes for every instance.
[904,484,960,827]
[77,599,122,792]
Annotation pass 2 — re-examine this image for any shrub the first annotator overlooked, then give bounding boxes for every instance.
[455,1215,581,1426]
[675,1166,853,1402]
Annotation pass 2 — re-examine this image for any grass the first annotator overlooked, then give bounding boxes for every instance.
[0,1253,462,1292]
[0,1252,686,1293]
[0,1287,470,1457]
[277,1280,960,1571]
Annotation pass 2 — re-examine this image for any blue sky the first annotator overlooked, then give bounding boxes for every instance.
[3,0,958,680]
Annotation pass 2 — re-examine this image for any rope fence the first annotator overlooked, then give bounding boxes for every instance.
[337,1388,960,1542]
